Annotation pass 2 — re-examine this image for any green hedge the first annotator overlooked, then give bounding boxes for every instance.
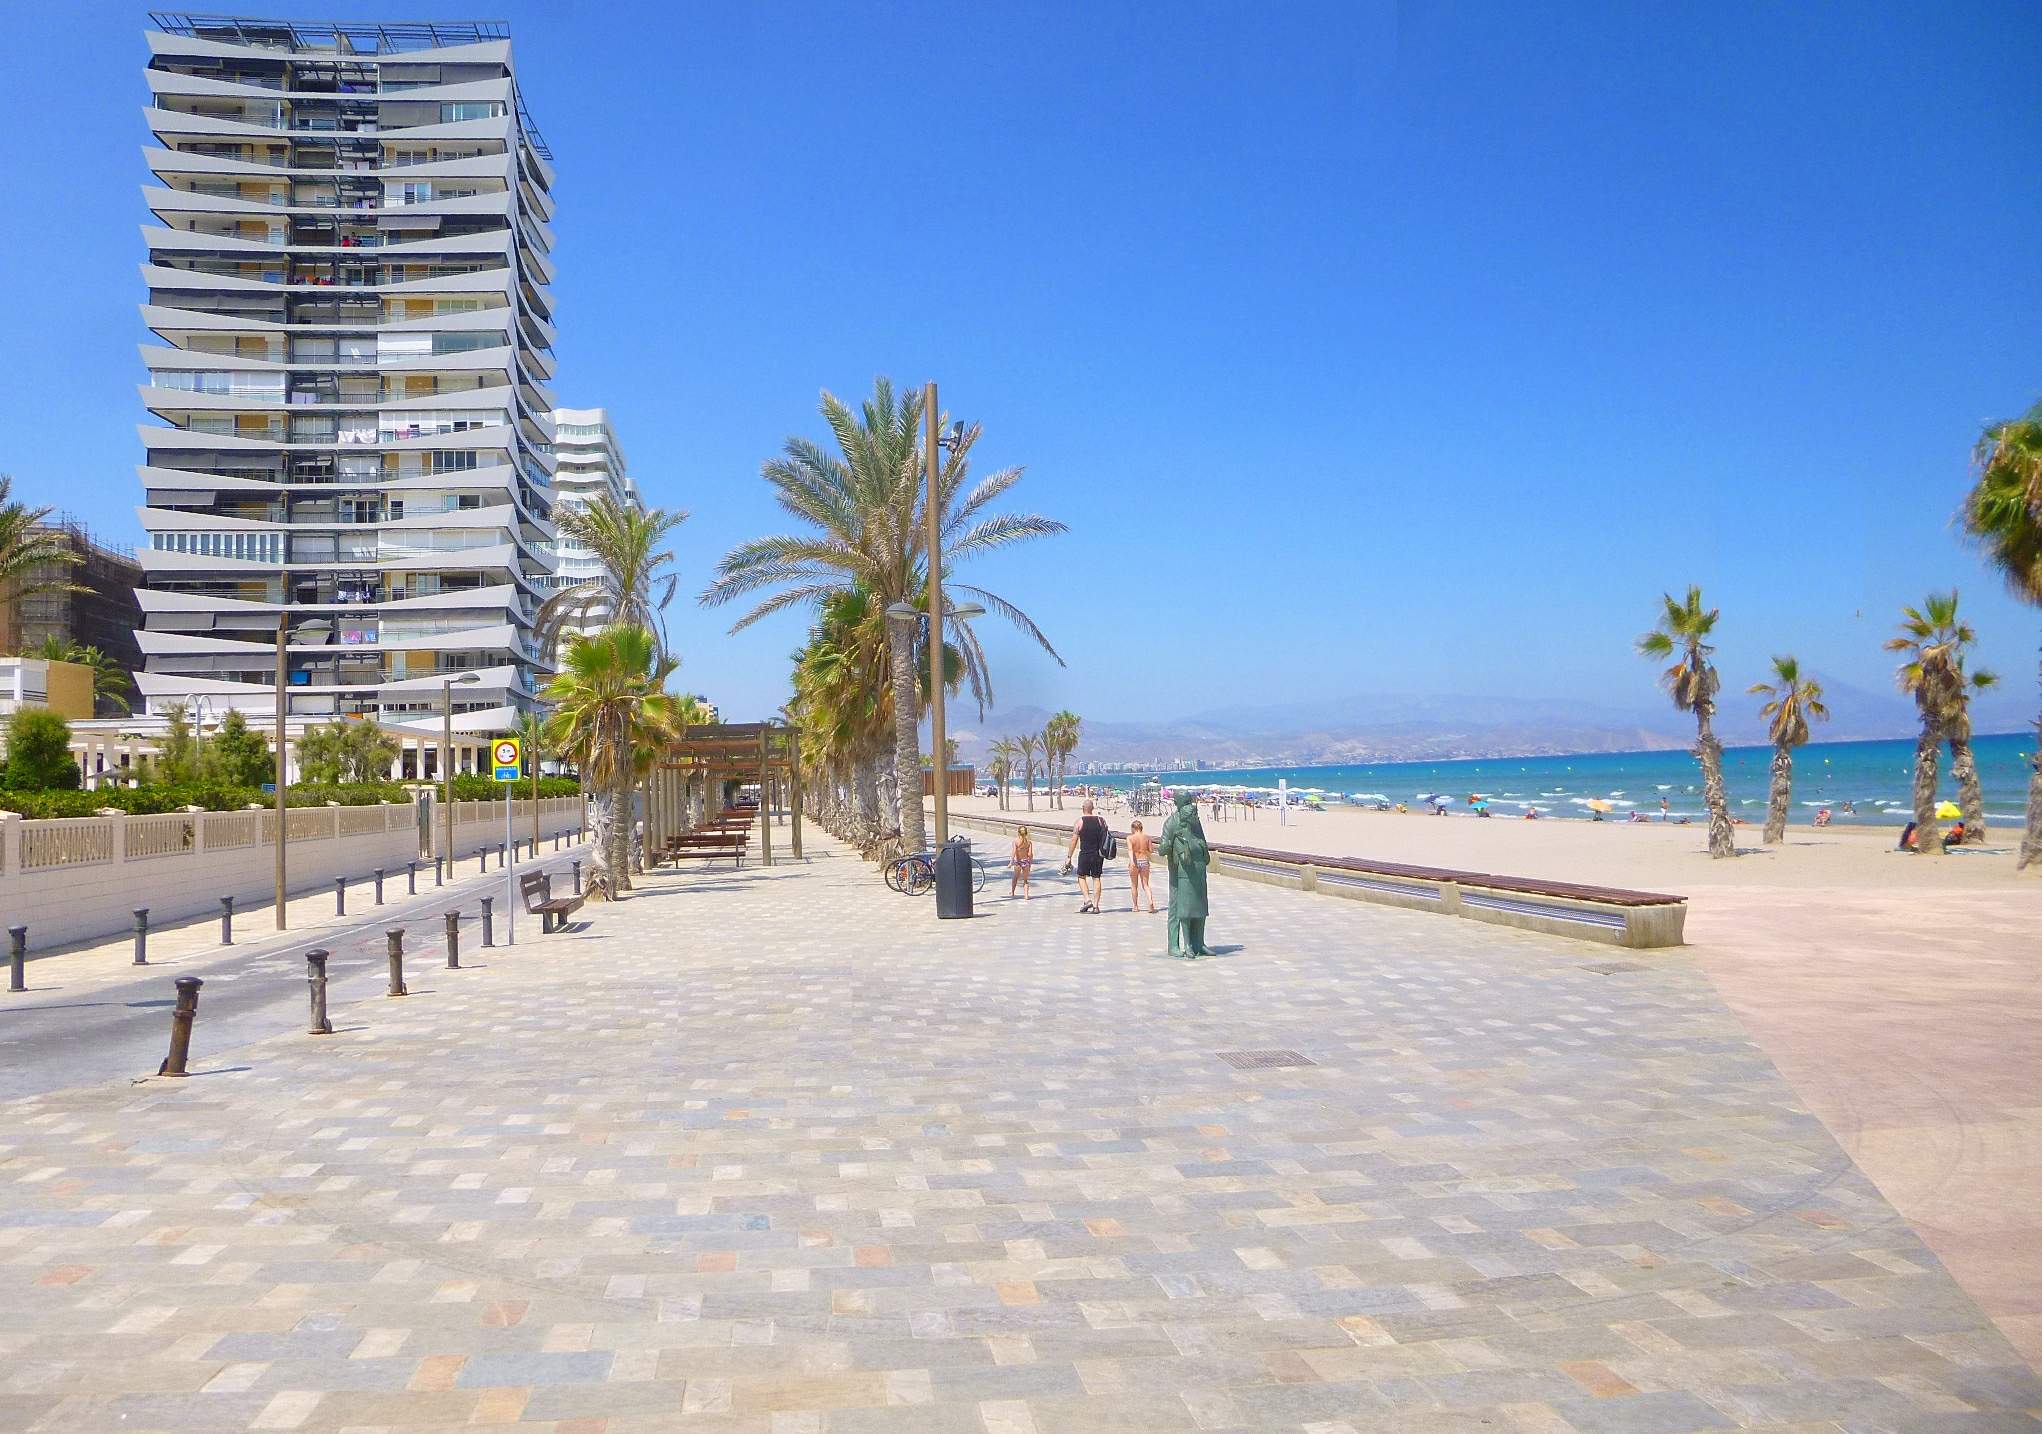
[444,773,582,801]
[0,782,414,819]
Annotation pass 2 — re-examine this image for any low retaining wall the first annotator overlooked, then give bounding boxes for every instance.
[942,810,1686,949]
[431,795,587,860]
[0,803,422,951]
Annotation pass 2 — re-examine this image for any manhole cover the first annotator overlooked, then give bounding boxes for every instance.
[1216,1050,1317,1070]
[1580,961,1646,975]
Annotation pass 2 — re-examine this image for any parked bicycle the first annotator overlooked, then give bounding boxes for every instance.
[882,848,992,895]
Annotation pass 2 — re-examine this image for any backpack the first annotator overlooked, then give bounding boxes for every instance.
[1099,820,1118,861]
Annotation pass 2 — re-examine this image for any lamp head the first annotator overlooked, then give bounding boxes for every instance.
[940,420,965,452]
[885,601,918,622]
[949,603,986,620]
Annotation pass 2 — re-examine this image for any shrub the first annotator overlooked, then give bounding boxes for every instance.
[2,709,80,791]
[0,781,417,818]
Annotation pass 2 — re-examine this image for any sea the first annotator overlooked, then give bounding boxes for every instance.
[1083,731,2035,827]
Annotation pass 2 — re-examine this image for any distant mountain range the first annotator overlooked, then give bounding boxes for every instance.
[944,674,2031,770]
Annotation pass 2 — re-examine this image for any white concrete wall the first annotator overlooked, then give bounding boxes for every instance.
[0,805,421,951]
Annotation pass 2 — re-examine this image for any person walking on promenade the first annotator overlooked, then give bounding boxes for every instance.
[1010,826,1035,899]
[1066,800,1109,913]
[1127,819,1157,913]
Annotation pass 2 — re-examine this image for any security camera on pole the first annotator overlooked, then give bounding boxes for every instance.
[492,736,523,945]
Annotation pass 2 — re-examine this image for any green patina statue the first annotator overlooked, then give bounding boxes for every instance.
[1159,791,1213,958]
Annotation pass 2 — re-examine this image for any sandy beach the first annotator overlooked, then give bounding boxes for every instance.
[942,790,2042,1366]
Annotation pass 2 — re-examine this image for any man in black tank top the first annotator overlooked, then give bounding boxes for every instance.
[1067,800,1108,913]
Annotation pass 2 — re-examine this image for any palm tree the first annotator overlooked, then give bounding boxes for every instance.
[542,626,682,897]
[1748,656,1828,844]
[1945,666,1999,843]
[536,495,689,657]
[703,379,1066,854]
[787,588,895,850]
[987,737,1017,810]
[27,636,131,716]
[1016,732,1041,812]
[0,477,80,636]
[1887,592,1991,853]
[1962,399,2042,868]
[1044,710,1081,809]
[1636,587,1735,857]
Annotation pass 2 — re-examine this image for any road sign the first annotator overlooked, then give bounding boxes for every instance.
[492,737,523,782]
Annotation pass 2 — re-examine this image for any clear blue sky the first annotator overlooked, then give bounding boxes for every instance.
[3,1,2038,729]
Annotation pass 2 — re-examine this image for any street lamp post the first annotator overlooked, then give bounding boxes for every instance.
[922,382,968,849]
[440,673,483,872]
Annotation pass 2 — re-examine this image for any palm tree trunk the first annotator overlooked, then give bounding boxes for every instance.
[2023,710,2041,871]
[1948,735,1986,843]
[1694,704,1735,858]
[1911,721,1942,855]
[888,633,925,852]
[1763,744,1792,844]
[855,754,881,834]
[1026,765,1035,811]
[586,788,615,899]
[611,762,635,890]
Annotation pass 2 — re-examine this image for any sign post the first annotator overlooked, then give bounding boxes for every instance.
[492,737,522,945]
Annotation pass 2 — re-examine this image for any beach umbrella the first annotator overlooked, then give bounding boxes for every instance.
[1585,799,1614,814]
[1935,800,1962,819]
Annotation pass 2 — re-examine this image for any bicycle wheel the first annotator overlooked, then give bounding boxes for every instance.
[905,855,935,895]
[971,857,989,893]
[883,858,908,894]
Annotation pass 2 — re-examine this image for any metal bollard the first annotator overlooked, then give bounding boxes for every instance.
[571,859,582,895]
[406,861,417,896]
[335,876,346,917]
[443,909,461,968]
[158,975,203,1076]
[478,848,487,875]
[434,855,444,888]
[305,949,333,1035]
[480,895,494,948]
[133,908,150,966]
[386,929,407,996]
[8,926,25,992]
[219,895,234,946]
[498,842,507,869]
[374,868,385,905]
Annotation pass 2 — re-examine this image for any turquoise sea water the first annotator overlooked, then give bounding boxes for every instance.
[1085,732,2036,826]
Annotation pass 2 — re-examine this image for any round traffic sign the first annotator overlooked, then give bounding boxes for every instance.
[493,739,520,766]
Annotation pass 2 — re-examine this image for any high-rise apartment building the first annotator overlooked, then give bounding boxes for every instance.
[133,15,558,728]
[544,407,642,641]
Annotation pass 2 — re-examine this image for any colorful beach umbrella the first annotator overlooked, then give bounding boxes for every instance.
[1935,801,1962,819]
[1585,799,1614,813]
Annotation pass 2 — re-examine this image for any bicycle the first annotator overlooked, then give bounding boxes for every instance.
[883,849,992,895]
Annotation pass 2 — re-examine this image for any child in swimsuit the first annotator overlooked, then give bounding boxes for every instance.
[1010,827,1034,899]
[1127,820,1156,914]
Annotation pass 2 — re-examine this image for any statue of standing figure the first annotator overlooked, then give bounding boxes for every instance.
[1159,791,1214,958]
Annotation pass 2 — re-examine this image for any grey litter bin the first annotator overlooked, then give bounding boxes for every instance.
[934,838,974,920]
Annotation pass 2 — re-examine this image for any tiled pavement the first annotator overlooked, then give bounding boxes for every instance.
[0,835,2035,1433]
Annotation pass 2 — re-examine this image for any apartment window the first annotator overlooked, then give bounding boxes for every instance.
[431,450,478,472]
[440,102,503,122]
[152,531,282,563]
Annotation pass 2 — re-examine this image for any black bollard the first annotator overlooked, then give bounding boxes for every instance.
[498,841,507,870]
[133,908,149,966]
[443,909,460,969]
[406,861,417,897]
[480,895,494,948]
[434,855,444,888]
[374,868,385,905]
[219,895,234,946]
[334,876,346,917]
[305,949,333,1034]
[571,859,582,895]
[159,976,202,1076]
[478,848,486,875]
[7,926,25,993]
[386,929,407,996]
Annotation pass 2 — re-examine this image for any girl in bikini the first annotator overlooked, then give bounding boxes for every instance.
[1010,827,1034,899]
[1126,819,1157,913]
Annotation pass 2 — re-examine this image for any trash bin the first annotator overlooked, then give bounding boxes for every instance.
[934,838,975,920]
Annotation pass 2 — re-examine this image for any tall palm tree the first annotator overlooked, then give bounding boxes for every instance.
[1963,398,2042,868]
[987,737,1018,810]
[1945,665,1999,843]
[542,626,681,898]
[1016,732,1041,812]
[1887,592,1990,853]
[1636,587,1735,858]
[1044,710,1081,809]
[703,379,1066,854]
[536,496,689,657]
[1748,655,1828,844]
[787,589,893,849]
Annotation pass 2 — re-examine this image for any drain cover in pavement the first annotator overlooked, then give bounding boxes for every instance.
[1216,1050,1317,1069]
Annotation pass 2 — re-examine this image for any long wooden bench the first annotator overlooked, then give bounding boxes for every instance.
[663,831,748,868]
[941,811,1686,949]
[519,871,584,933]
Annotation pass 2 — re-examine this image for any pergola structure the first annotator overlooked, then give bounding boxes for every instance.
[653,722,801,865]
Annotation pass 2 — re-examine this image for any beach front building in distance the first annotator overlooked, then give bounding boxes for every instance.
[544,407,642,641]
[131,14,559,745]
[0,515,145,715]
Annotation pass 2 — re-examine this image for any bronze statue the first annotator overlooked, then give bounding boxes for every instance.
[1159,791,1213,958]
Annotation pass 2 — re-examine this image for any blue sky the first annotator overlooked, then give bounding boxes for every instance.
[2,1,2038,730]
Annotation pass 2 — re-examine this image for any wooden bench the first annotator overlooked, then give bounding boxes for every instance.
[519,872,584,933]
[664,832,748,868]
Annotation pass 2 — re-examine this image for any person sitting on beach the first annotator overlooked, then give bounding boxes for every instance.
[1814,807,1832,827]
[1395,802,1409,814]
[1944,821,1966,849]
[1010,827,1034,899]
[1524,807,1541,820]
[1627,810,1646,824]
[1127,819,1157,914]
[1898,820,1919,851]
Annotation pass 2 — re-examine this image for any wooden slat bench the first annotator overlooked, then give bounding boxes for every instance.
[519,872,584,933]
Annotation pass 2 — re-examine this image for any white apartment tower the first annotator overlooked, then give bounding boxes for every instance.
[133,15,559,729]
[545,407,642,640]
